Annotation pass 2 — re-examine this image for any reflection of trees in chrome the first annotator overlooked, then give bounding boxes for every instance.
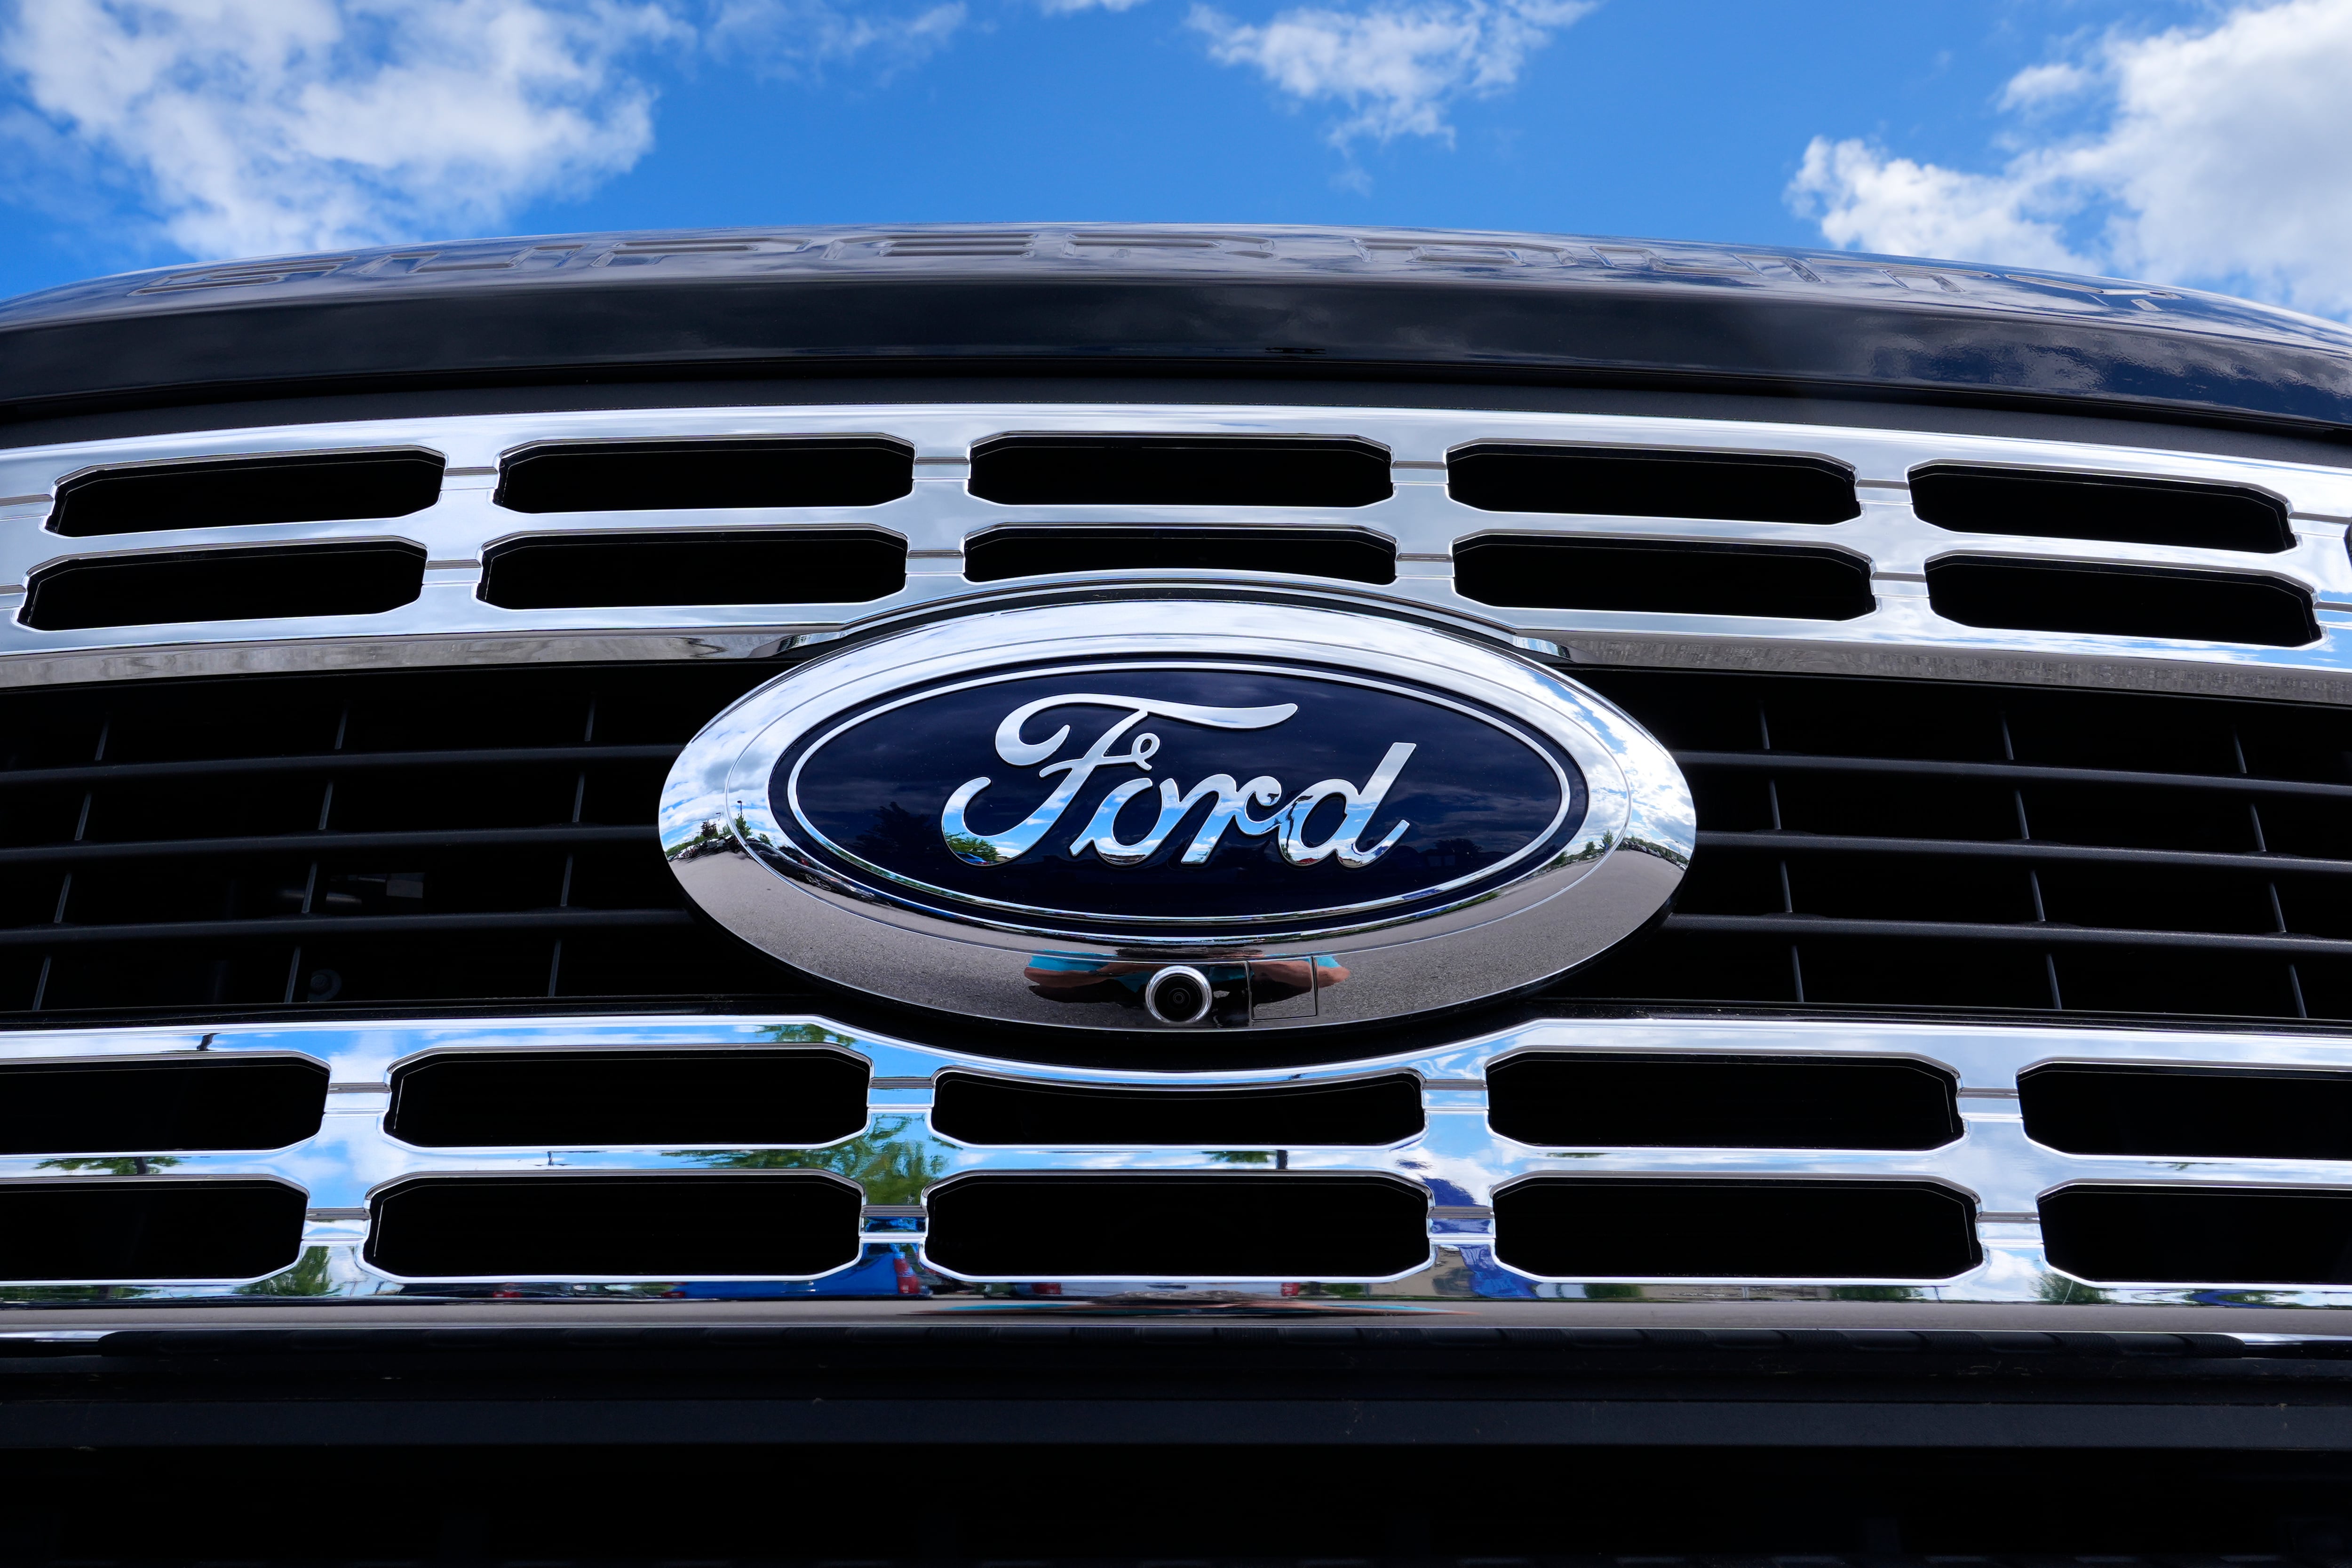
[666,815,772,862]
[756,1022,849,1045]
[38,1155,185,1175]
[668,818,728,860]
[2035,1271,2110,1304]
[675,1115,946,1206]
[239,1246,336,1297]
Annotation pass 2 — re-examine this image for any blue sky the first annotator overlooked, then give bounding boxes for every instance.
[4,0,2350,316]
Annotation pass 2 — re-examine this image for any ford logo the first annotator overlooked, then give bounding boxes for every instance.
[661,600,1694,1035]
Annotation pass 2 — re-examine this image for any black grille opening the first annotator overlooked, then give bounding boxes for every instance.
[2021,1063,2352,1161]
[0,1057,325,1154]
[24,659,2352,1030]
[479,530,905,609]
[929,1071,1422,1147]
[1448,445,1859,524]
[494,439,913,514]
[1552,666,2352,1026]
[923,1174,1429,1278]
[967,436,1391,507]
[22,543,427,631]
[961,526,1395,585]
[0,660,810,1024]
[0,1179,304,1281]
[366,1173,864,1278]
[386,1049,869,1148]
[1925,557,2317,646]
[1910,465,2294,553]
[1486,1053,1958,1150]
[1493,1177,1980,1279]
[1454,539,1874,620]
[2041,1184,2352,1285]
[49,451,445,537]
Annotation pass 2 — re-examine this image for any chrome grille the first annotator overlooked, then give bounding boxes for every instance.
[0,403,2346,700]
[9,1014,2352,1312]
[1,401,2351,1314]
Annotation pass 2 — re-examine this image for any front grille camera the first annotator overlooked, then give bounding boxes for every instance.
[1143,965,1214,1025]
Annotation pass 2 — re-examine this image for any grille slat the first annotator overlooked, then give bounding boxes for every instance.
[1,659,2349,1024]
[1679,749,2352,802]
[1560,667,2352,1022]
[0,822,649,868]
[0,660,802,1018]
[0,906,694,949]
[0,743,681,790]
[1668,912,2352,958]
[1695,829,2352,879]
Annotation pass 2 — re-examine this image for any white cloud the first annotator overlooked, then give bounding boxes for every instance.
[1789,0,2352,318]
[1040,0,1149,13]
[0,0,683,262]
[1789,137,2090,275]
[707,0,968,76]
[1997,59,2091,112]
[1189,0,1593,146]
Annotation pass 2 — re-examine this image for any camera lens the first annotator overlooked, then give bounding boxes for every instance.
[1144,966,1214,1025]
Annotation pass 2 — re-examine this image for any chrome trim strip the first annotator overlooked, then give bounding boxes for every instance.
[0,403,2347,700]
[1,1011,2352,1309]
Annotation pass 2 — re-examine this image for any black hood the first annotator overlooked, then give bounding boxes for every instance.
[3,223,2350,436]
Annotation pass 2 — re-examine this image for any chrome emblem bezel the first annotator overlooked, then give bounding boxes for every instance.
[660,599,1696,1033]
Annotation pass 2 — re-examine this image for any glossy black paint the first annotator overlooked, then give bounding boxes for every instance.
[4,226,2348,435]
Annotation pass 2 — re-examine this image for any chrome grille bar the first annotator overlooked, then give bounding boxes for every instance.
[0,403,2346,701]
[0,1014,2350,1306]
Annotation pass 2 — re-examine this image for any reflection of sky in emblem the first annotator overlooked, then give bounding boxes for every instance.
[787,669,1578,923]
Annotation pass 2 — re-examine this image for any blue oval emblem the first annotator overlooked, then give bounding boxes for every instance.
[781,665,1585,937]
[660,600,1693,1034]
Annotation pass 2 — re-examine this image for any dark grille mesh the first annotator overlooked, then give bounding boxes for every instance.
[0,661,801,1021]
[1557,667,2352,1024]
[3,658,2350,1027]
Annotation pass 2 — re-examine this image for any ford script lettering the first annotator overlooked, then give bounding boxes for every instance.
[781,665,1574,930]
[660,601,1695,1035]
[939,694,1414,871]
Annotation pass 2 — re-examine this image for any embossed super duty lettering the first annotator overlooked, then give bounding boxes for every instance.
[939,693,1415,870]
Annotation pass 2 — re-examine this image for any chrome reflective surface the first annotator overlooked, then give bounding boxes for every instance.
[0,1012,2351,1313]
[0,403,2344,702]
[660,600,1694,1030]
[9,394,2352,1336]
[0,1006,2352,1316]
